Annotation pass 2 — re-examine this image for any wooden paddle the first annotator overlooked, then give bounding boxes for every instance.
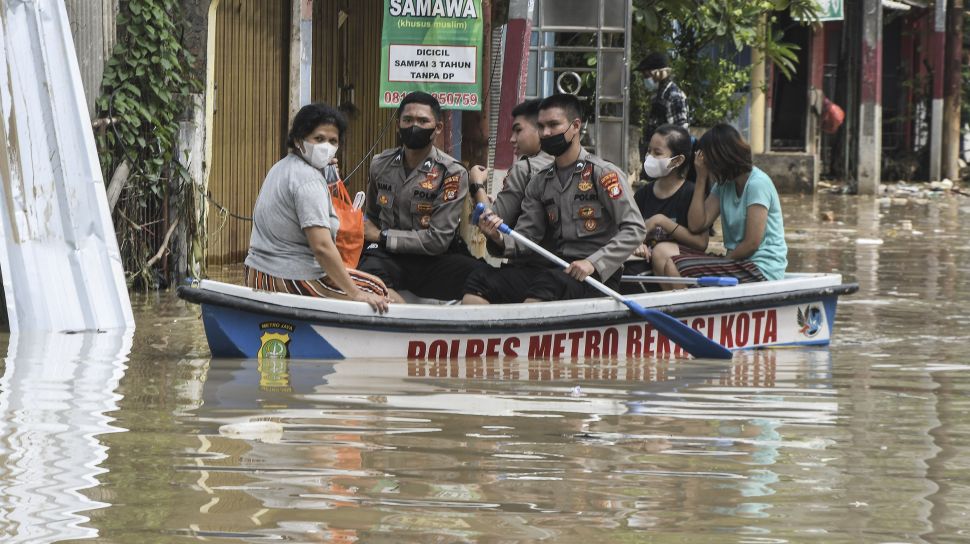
[472,203,733,359]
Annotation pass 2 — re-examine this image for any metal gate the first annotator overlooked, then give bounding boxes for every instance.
[311,0,397,196]
[207,0,290,266]
[526,0,632,168]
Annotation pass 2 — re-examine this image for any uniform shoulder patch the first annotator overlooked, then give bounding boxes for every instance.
[599,171,623,199]
[375,148,401,162]
[442,174,461,202]
[435,148,460,167]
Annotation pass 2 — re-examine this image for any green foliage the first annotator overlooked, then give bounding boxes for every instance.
[97,0,200,288]
[632,0,820,128]
[672,57,751,127]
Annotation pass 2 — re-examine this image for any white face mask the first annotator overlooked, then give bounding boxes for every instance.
[301,140,337,170]
[643,154,680,179]
[643,77,658,92]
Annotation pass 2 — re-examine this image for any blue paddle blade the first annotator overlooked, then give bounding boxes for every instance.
[696,276,739,287]
[622,299,733,359]
[472,202,486,225]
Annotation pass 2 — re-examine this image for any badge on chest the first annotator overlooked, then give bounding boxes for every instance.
[420,167,439,190]
[577,163,594,192]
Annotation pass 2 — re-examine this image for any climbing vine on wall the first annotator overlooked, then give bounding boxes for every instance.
[96,0,202,289]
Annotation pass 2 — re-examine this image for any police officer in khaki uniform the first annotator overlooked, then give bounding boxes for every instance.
[359,92,486,301]
[467,98,552,228]
[464,94,645,304]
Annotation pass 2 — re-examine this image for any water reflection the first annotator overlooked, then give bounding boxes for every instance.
[0,330,131,543]
[153,351,848,542]
[1,195,969,542]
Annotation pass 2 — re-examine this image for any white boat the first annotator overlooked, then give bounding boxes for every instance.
[176,273,857,360]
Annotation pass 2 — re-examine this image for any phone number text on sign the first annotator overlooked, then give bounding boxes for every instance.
[388,44,478,84]
[383,91,479,107]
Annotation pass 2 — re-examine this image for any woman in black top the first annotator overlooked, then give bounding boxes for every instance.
[626,124,709,285]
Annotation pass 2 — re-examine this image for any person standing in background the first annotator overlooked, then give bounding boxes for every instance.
[636,52,689,155]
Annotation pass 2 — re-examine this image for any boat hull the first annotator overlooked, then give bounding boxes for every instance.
[180,276,857,360]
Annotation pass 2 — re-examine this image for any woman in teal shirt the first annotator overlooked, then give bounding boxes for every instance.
[651,124,788,284]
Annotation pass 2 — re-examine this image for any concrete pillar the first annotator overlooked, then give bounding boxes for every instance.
[942,0,964,181]
[749,15,767,154]
[289,0,313,123]
[494,0,536,170]
[929,0,947,181]
[805,25,826,158]
[857,0,882,195]
[764,61,774,153]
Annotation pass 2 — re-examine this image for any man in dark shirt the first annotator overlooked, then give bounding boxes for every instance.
[636,52,689,154]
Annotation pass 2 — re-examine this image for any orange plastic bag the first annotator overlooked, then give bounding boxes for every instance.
[329,180,364,269]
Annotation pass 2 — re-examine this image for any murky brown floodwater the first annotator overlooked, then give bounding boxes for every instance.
[1,194,969,543]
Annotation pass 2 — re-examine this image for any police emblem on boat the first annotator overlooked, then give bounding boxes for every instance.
[259,321,294,359]
[797,305,823,337]
[259,333,290,359]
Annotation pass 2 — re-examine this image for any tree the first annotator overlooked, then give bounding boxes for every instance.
[631,0,820,128]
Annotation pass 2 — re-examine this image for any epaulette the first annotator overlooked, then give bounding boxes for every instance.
[433,147,461,170]
[535,163,555,177]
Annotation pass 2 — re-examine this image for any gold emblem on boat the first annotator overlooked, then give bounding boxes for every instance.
[259,332,291,359]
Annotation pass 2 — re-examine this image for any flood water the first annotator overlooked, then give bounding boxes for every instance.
[1,194,969,543]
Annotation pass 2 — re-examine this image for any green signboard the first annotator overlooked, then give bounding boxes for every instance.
[379,0,484,111]
[816,0,843,22]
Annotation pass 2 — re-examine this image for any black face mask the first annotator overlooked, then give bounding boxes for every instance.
[399,125,436,149]
[539,129,575,157]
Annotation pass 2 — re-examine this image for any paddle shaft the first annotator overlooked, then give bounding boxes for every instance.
[498,224,731,359]
[500,226,620,301]
[621,275,739,286]
[479,202,733,359]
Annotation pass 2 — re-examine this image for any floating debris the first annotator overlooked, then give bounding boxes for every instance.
[219,420,284,443]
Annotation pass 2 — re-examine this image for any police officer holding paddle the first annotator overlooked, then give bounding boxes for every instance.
[464,94,645,304]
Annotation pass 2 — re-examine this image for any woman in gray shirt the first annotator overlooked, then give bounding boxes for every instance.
[244,103,389,313]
